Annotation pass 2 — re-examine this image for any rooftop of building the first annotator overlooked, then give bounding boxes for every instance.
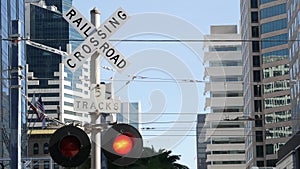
[210,25,238,34]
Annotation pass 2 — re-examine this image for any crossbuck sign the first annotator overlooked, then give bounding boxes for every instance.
[63,7,130,73]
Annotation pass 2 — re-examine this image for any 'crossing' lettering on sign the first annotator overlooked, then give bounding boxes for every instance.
[63,7,130,73]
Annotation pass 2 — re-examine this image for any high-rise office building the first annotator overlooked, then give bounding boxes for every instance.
[0,0,27,168]
[118,102,142,130]
[240,0,292,168]
[203,25,246,169]
[25,0,91,128]
[288,0,300,135]
[196,114,207,169]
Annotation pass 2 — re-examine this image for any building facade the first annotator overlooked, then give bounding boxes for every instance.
[118,101,142,130]
[0,0,27,168]
[196,114,207,169]
[288,0,300,135]
[25,0,91,129]
[276,131,300,169]
[240,0,292,168]
[27,128,60,169]
[203,25,246,169]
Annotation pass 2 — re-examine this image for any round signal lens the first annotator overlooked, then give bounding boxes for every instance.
[60,135,81,157]
[113,135,133,155]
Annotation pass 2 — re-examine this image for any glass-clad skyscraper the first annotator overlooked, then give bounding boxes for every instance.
[25,0,90,129]
[0,0,27,168]
[240,0,292,168]
[288,0,300,137]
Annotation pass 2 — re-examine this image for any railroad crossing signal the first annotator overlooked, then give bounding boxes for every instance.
[102,123,143,166]
[49,125,91,167]
[63,7,130,73]
[49,124,143,167]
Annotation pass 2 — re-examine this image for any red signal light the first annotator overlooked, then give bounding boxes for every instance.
[60,135,81,157]
[102,124,143,166]
[113,135,133,155]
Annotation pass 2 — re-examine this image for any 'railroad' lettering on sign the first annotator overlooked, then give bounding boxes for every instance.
[63,7,130,73]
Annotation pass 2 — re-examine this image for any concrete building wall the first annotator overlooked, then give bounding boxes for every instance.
[202,25,246,169]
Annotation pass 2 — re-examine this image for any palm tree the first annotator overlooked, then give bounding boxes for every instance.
[107,147,189,169]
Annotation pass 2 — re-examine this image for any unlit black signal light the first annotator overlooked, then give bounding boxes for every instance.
[49,125,91,167]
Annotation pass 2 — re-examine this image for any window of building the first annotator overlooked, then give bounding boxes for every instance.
[266,144,274,155]
[260,4,286,19]
[253,55,260,67]
[209,60,242,67]
[28,84,59,89]
[262,34,288,49]
[210,47,239,51]
[264,95,291,109]
[257,161,264,167]
[263,64,289,79]
[256,131,263,142]
[44,143,49,154]
[265,110,292,124]
[44,161,50,169]
[261,19,287,34]
[64,101,73,107]
[213,161,245,164]
[260,0,276,4]
[256,145,264,157]
[54,164,59,169]
[267,159,277,167]
[251,12,259,23]
[254,100,261,112]
[255,114,263,127]
[266,126,293,139]
[252,41,260,52]
[211,137,244,144]
[262,49,289,64]
[43,101,59,105]
[28,93,59,97]
[255,120,263,127]
[33,143,39,154]
[251,0,258,8]
[264,80,290,94]
[252,26,259,37]
[254,85,261,97]
[33,161,39,169]
[253,70,261,82]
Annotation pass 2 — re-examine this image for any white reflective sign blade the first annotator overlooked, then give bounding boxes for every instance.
[63,7,95,38]
[63,7,130,72]
[98,42,130,73]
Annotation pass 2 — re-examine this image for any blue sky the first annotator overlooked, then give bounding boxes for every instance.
[72,0,240,168]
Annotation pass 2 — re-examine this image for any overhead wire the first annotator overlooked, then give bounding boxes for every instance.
[12,38,295,135]
[2,76,291,85]
[140,132,300,137]
[2,38,300,42]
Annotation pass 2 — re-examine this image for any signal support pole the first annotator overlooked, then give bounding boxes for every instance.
[90,8,101,169]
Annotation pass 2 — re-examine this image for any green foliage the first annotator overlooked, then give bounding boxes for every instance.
[107,147,189,169]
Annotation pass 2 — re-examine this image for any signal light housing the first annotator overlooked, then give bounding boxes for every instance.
[49,125,91,167]
[102,123,143,166]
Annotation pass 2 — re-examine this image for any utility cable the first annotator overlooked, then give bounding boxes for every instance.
[2,38,300,42]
